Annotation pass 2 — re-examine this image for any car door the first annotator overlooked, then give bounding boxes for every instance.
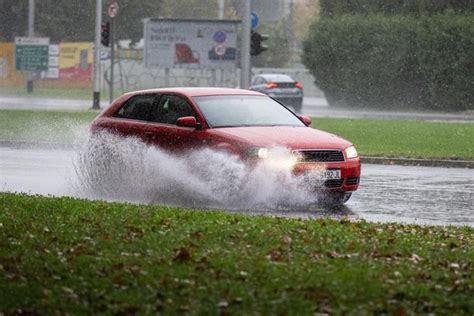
[144,94,203,152]
[97,93,157,140]
[101,93,157,141]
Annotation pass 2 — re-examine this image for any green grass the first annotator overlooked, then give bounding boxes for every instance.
[313,118,474,160]
[0,109,473,160]
[0,193,472,314]
[0,86,113,100]
[0,109,97,143]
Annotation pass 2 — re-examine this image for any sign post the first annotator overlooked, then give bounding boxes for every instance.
[27,0,35,93]
[108,1,119,104]
[240,0,251,89]
[92,0,103,109]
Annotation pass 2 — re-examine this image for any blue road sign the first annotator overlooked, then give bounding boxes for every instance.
[251,12,259,29]
[213,31,227,43]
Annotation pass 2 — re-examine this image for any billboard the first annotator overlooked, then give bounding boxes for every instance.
[144,19,239,69]
[57,42,93,82]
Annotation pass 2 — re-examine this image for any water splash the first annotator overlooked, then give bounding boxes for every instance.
[73,131,320,210]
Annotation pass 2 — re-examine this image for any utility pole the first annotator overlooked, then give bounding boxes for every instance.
[218,0,225,19]
[92,0,102,109]
[27,0,35,93]
[109,18,114,104]
[108,1,119,104]
[288,0,295,64]
[239,0,251,89]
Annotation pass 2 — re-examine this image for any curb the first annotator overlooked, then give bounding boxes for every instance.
[361,156,474,169]
[1,140,472,169]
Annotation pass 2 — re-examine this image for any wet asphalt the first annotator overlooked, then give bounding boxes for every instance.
[1,146,472,226]
[1,95,473,122]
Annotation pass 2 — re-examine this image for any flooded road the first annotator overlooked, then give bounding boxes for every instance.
[1,145,473,226]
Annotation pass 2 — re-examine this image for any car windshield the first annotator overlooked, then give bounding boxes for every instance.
[193,95,305,128]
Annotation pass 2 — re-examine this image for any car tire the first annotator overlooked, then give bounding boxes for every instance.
[323,192,352,206]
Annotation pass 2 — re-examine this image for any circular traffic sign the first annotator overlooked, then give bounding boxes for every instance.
[213,31,226,43]
[251,12,259,29]
[108,1,119,18]
[214,44,227,57]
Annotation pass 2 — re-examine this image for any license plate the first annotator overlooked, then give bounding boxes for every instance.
[321,169,341,180]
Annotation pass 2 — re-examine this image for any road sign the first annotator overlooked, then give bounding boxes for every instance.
[251,12,259,29]
[15,37,49,71]
[213,31,226,43]
[214,44,226,56]
[108,1,119,18]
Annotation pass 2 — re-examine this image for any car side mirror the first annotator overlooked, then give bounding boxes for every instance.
[298,115,312,126]
[176,116,200,128]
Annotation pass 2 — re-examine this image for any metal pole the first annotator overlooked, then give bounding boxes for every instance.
[218,0,225,19]
[288,0,295,64]
[239,0,251,89]
[27,0,35,93]
[109,18,115,104]
[92,0,102,109]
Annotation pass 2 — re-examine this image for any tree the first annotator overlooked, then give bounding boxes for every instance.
[0,0,163,44]
[160,0,238,19]
[0,0,28,41]
[319,0,474,16]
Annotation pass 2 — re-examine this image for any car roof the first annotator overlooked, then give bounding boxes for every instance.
[123,87,265,98]
[256,74,295,82]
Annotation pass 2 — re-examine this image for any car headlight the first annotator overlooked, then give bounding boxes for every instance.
[345,145,358,159]
[248,147,299,169]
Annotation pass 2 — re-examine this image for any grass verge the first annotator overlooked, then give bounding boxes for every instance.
[0,110,97,144]
[0,109,473,160]
[314,118,474,160]
[0,193,472,314]
[0,87,112,100]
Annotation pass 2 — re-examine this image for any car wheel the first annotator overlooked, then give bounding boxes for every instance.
[323,192,352,206]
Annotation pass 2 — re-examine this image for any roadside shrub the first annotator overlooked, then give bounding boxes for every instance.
[302,14,474,111]
[319,0,474,16]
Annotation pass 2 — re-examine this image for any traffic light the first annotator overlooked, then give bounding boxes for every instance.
[101,22,110,47]
[250,30,268,56]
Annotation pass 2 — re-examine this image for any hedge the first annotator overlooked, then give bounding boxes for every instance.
[319,0,474,16]
[302,14,474,111]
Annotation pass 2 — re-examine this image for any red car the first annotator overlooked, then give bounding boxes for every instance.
[91,88,360,205]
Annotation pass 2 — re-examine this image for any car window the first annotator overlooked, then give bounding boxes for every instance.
[193,95,304,128]
[150,95,195,125]
[264,75,294,83]
[114,94,156,121]
[254,77,264,85]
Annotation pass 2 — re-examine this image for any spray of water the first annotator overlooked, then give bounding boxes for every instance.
[73,131,322,210]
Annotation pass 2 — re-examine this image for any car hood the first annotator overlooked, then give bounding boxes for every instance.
[208,126,352,150]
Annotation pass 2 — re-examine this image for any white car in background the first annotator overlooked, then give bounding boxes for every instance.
[250,74,304,113]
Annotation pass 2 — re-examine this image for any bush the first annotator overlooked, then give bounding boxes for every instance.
[319,0,474,16]
[302,14,474,111]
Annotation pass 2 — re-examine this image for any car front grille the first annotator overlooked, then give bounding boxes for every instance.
[297,150,345,163]
[324,179,344,188]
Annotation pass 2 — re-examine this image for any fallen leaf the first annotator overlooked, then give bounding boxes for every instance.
[173,247,191,262]
[283,235,292,245]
